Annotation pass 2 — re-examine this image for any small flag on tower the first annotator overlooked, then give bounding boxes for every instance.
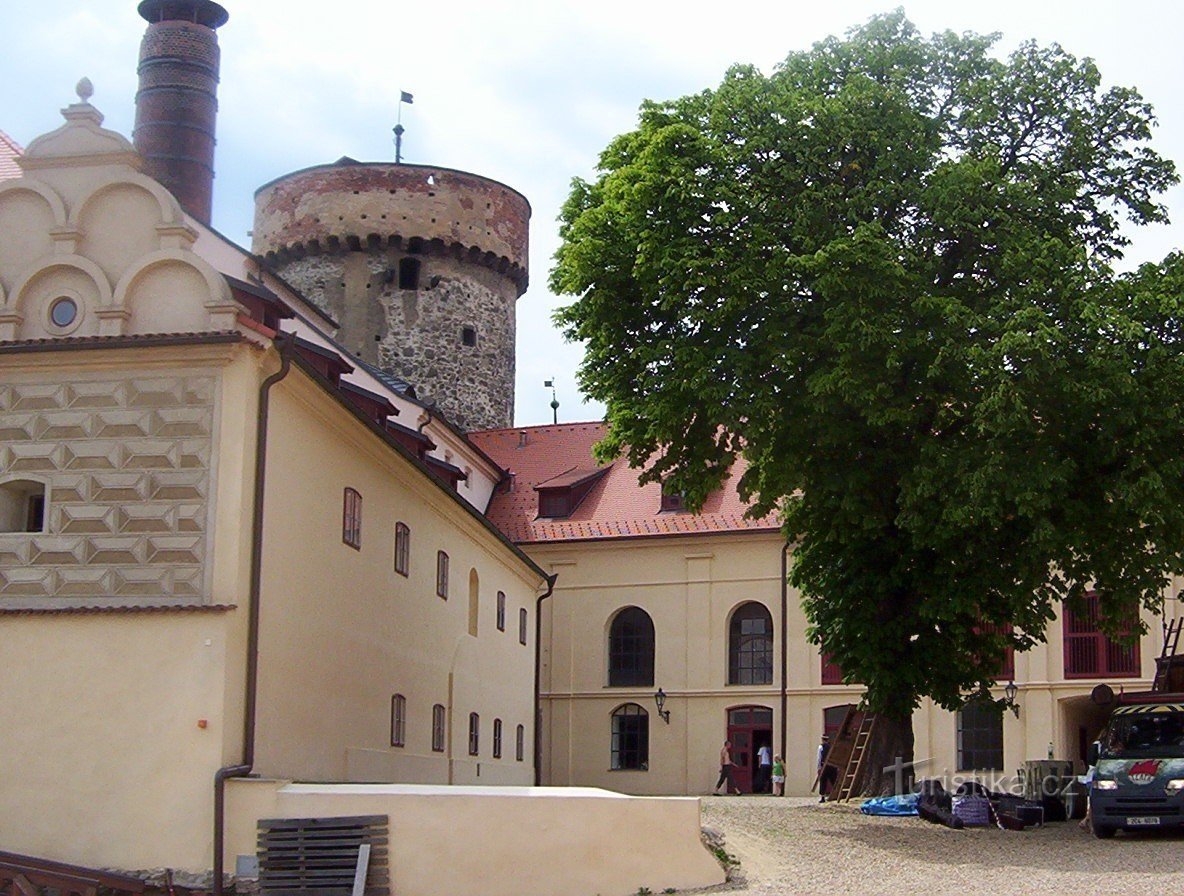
[400,91,414,104]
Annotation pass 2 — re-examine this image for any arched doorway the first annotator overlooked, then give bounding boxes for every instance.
[726,705,773,793]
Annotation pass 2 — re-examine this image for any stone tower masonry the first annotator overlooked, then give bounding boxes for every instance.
[133,0,229,226]
[252,161,530,432]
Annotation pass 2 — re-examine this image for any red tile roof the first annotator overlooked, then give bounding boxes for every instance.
[0,130,22,180]
[470,422,780,543]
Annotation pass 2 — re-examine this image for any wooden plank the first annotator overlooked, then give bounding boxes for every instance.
[350,844,370,896]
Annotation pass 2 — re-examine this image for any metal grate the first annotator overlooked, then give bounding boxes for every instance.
[257,815,388,896]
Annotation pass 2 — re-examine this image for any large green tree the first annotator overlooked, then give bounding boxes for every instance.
[550,11,1184,791]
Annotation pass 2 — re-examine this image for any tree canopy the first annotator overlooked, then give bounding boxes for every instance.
[550,10,1183,777]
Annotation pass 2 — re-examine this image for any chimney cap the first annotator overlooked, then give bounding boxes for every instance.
[138,0,229,29]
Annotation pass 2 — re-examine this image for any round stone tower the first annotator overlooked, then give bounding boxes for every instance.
[252,161,530,432]
[133,0,229,225]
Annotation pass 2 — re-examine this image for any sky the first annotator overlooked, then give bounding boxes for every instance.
[4,1,1183,426]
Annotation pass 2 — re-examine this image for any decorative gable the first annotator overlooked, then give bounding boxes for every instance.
[0,82,238,343]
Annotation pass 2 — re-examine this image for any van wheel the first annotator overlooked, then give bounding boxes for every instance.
[1091,820,1116,839]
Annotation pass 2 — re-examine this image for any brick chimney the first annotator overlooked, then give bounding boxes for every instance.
[133,0,229,225]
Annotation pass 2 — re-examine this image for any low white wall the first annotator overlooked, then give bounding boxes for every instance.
[226,780,725,896]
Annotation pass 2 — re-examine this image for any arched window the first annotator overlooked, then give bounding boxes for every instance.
[610,703,649,770]
[493,718,503,758]
[608,607,655,687]
[0,479,47,533]
[729,602,773,685]
[390,694,406,747]
[516,724,525,762]
[468,712,480,756]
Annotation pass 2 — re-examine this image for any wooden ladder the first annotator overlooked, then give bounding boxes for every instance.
[1153,617,1183,692]
[835,712,876,802]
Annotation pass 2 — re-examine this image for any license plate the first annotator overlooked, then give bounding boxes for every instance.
[1127,816,1161,826]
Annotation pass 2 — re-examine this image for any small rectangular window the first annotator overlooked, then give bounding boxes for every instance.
[519,607,528,645]
[493,718,503,759]
[390,694,406,747]
[437,551,449,598]
[342,488,362,549]
[395,522,410,576]
[957,701,1004,771]
[497,591,506,631]
[516,724,525,762]
[26,495,45,532]
[468,712,480,756]
[431,703,446,752]
[461,325,477,347]
[399,257,421,290]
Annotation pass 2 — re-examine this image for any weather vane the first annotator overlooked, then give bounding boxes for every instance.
[544,378,559,424]
[393,90,413,164]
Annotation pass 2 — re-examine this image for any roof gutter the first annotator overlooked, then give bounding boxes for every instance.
[533,572,559,786]
[780,540,790,764]
[212,333,293,896]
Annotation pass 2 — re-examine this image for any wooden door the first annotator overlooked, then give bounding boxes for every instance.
[727,705,773,794]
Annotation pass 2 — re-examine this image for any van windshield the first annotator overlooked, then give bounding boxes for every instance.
[1101,711,1184,759]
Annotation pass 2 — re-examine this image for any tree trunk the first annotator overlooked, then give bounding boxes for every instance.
[854,713,915,796]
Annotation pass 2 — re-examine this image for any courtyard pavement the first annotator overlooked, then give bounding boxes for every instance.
[692,795,1184,896]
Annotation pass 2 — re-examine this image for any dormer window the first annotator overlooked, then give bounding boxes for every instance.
[534,466,610,520]
[660,486,685,513]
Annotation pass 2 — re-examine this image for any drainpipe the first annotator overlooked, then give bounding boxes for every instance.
[780,541,790,763]
[533,572,559,786]
[212,333,293,896]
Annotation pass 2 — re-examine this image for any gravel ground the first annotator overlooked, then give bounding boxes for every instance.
[692,796,1184,896]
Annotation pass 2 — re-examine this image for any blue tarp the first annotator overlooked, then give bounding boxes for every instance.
[860,793,920,816]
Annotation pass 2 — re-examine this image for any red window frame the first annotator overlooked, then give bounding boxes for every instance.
[342,487,362,549]
[1063,593,1140,678]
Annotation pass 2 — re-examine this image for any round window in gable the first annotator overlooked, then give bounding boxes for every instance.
[49,297,78,328]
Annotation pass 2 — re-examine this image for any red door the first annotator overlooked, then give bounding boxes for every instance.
[727,705,773,794]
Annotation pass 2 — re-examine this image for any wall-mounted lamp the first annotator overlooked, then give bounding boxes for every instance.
[654,687,671,724]
[1003,679,1020,718]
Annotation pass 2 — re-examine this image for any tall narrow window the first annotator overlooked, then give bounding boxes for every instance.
[729,602,774,685]
[497,591,507,631]
[608,606,656,687]
[468,712,480,756]
[493,718,503,758]
[342,487,362,549]
[516,724,525,762]
[957,700,1004,771]
[519,607,528,645]
[437,551,449,598]
[390,694,406,747]
[431,703,446,752]
[394,522,410,576]
[610,704,649,770]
